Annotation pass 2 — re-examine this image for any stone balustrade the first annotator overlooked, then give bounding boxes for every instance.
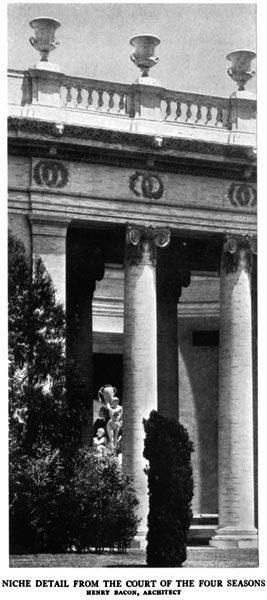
[160,90,231,128]
[8,68,256,147]
[61,75,132,116]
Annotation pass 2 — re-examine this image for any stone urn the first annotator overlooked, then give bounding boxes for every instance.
[130,34,160,79]
[29,16,61,66]
[226,49,256,91]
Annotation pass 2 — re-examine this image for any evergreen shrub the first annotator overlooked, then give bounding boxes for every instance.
[70,448,139,553]
[8,232,86,553]
[143,410,194,567]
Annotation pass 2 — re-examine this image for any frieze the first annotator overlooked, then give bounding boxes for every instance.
[228,182,256,208]
[33,160,69,188]
[9,140,255,183]
[129,171,164,200]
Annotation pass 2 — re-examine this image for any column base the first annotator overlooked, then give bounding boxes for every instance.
[210,527,258,549]
[130,528,147,550]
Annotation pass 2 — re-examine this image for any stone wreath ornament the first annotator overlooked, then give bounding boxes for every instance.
[228,182,256,208]
[129,171,164,200]
[33,160,69,189]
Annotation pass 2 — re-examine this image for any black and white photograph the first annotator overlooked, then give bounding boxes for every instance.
[3,0,266,593]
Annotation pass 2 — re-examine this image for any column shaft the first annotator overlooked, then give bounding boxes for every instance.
[210,237,257,548]
[123,226,170,539]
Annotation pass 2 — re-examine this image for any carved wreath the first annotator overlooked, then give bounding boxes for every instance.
[33,160,69,189]
[129,172,164,200]
[228,182,256,208]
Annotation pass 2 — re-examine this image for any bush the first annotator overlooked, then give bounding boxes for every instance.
[143,410,194,567]
[9,443,72,553]
[70,448,139,553]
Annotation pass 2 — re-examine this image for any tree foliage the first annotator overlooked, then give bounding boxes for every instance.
[8,231,88,456]
[8,231,87,552]
[8,231,139,554]
[143,410,194,567]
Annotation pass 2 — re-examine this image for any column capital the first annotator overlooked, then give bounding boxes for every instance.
[221,234,257,274]
[28,213,71,237]
[126,224,170,265]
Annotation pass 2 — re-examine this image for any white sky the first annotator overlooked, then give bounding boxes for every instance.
[8,2,256,96]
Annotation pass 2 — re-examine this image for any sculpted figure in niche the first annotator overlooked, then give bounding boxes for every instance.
[97,384,123,453]
[93,427,108,453]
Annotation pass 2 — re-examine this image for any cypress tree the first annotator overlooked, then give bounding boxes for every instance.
[143,410,194,567]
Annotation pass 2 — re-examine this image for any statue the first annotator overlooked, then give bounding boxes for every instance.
[97,384,123,453]
[93,426,108,452]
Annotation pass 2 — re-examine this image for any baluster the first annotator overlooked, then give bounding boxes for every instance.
[206,105,212,124]
[65,84,72,105]
[195,103,202,123]
[128,93,135,118]
[108,91,114,111]
[87,88,93,108]
[216,106,223,125]
[97,90,104,109]
[165,98,172,119]
[186,102,192,121]
[76,86,83,106]
[225,109,232,130]
[118,93,125,112]
[175,101,181,120]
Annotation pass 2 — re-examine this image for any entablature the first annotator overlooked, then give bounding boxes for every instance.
[8,116,256,184]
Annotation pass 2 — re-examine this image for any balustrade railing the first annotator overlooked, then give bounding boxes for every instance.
[160,90,231,129]
[59,74,232,128]
[8,69,256,142]
[61,75,133,116]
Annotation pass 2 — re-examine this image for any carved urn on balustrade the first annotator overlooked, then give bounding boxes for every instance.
[29,16,61,67]
[130,34,160,80]
[227,49,256,91]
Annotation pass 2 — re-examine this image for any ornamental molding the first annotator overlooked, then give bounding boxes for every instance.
[129,171,164,200]
[228,182,256,208]
[28,214,71,236]
[33,160,69,188]
[126,225,170,266]
[222,234,257,274]
[8,116,255,161]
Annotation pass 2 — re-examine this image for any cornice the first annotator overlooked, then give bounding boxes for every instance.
[8,116,257,182]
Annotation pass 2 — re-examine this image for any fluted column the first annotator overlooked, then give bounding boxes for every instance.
[157,246,190,421]
[123,225,170,540]
[210,235,258,548]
